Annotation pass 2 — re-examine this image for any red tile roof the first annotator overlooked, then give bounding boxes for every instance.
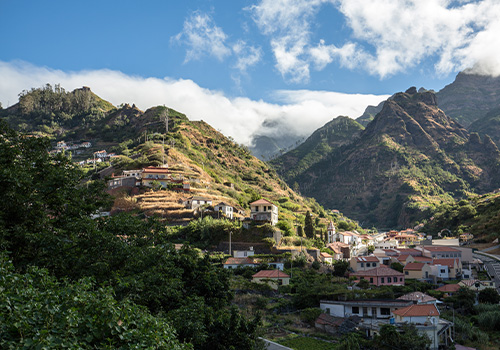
[352,266,404,277]
[142,166,170,174]
[320,252,332,258]
[435,284,461,292]
[250,199,275,206]
[424,246,460,252]
[432,258,459,268]
[224,257,255,265]
[404,262,426,271]
[392,304,439,317]
[354,256,379,262]
[413,256,433,263]
[252,269,290,279]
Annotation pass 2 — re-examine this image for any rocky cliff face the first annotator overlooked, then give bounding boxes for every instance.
[284,88,500,228]
[436,71,500,127]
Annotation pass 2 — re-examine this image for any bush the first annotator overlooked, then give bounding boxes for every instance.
[300,307,322,324]
[312,261,321,270]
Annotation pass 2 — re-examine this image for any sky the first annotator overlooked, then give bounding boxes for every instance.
[1,0,500,146]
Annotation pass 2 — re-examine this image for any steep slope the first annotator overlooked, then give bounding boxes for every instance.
[0,85,339,227]
[287,87,500,228]
[270,116,364,183]
[436,71,500,127]
[356,101,385,127]
[468,106,500,147]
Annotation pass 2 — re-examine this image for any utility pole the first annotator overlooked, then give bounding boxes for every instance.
[162,136,165,167]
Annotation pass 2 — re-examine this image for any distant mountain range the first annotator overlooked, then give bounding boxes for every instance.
[272,86,500,228]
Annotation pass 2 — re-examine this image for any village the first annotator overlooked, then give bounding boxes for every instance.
[90,162,499,350]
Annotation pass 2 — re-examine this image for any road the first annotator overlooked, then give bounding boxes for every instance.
[474,252,500,293]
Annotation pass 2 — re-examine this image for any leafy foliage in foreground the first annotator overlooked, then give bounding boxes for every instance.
[0,256,190,350]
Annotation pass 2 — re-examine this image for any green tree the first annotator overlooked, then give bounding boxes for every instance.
[391,262,404,273]
[333,260,349,277]
[297,225,304,237]
[372,324,431,350]
[479,287,500,304]
[304,211,315,238]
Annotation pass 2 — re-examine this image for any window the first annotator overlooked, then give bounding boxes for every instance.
[326,308,330,315]
[268,206,272,210]
[381,277,385,283]
[405,271,409,275]
[388,277,392,283]
[370,278,373,283]
[361,262,364,267]
[366,263,371,267]
[373,263,377,267]
[400,278,403,282]
[363,307,368,315]
[381,308,390,315]
[352,307,359,314]
[255,207,258,212]
[440,269,446,274]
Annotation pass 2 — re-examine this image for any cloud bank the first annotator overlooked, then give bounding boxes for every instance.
[249,0,500,82]
[0,61,387,146]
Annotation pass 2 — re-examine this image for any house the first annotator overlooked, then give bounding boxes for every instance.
[184,196,213,210]
[430,263,449,280]
[326,242,349,260]
[419,246,462,260]
[252,269,290,290]
[141,166,171,187]
[233,249,255,258]
[397,292,437,305]
[458,279,496,291]
[392,304,450,350]
[350,256,380,272]
[432,259,461,279]
[107,176,139,190]
[249,199,278,226]
[214,202,234,219]
[81,141,91,148]
[351,266,405,286]
[320,252,333,264]
[404,262,432,280]
[320,299,413,319]
[223,257,258,269]
[123,169,143,178]
[435,284,461,294]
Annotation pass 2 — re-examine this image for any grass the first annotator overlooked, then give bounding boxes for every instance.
[277,335,337,350]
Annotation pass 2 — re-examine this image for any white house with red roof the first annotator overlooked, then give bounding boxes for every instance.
[419,246,462,260]
[223,257,259,269]
[249,199,278,226]
[252,269,290,289]
[214,202,234,219]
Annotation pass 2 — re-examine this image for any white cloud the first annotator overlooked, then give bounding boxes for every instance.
[172,11,231,62]
[0,61,388,146]
[250,0,500,80]
[232,40,263,73]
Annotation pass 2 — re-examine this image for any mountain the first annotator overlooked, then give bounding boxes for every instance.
[468,106,500,147]
[274,87,500,228]
[270,116,364,183]
[0,85,343,227]
[356,101,385,127]
[436,71,500,127]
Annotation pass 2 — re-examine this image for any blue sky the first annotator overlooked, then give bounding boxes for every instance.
[1,0,500,145]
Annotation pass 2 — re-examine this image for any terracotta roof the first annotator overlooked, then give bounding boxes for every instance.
[320,252,332,258]
[142,167,170,173]
[432,258,459,268]
[315,313,343,326]
[435,284,461,292]
[392,304,439,317]
[424,246,460,252]
[250,198,275,206]
[397,248,421,255]
[252,269,290,279]
[459,279,489,287]
[397,292,436,303]
[354,256,379,262]
[224,257,255,265]
[404,262,426,271]
[352,266,404,277]
[413,256,433,263]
